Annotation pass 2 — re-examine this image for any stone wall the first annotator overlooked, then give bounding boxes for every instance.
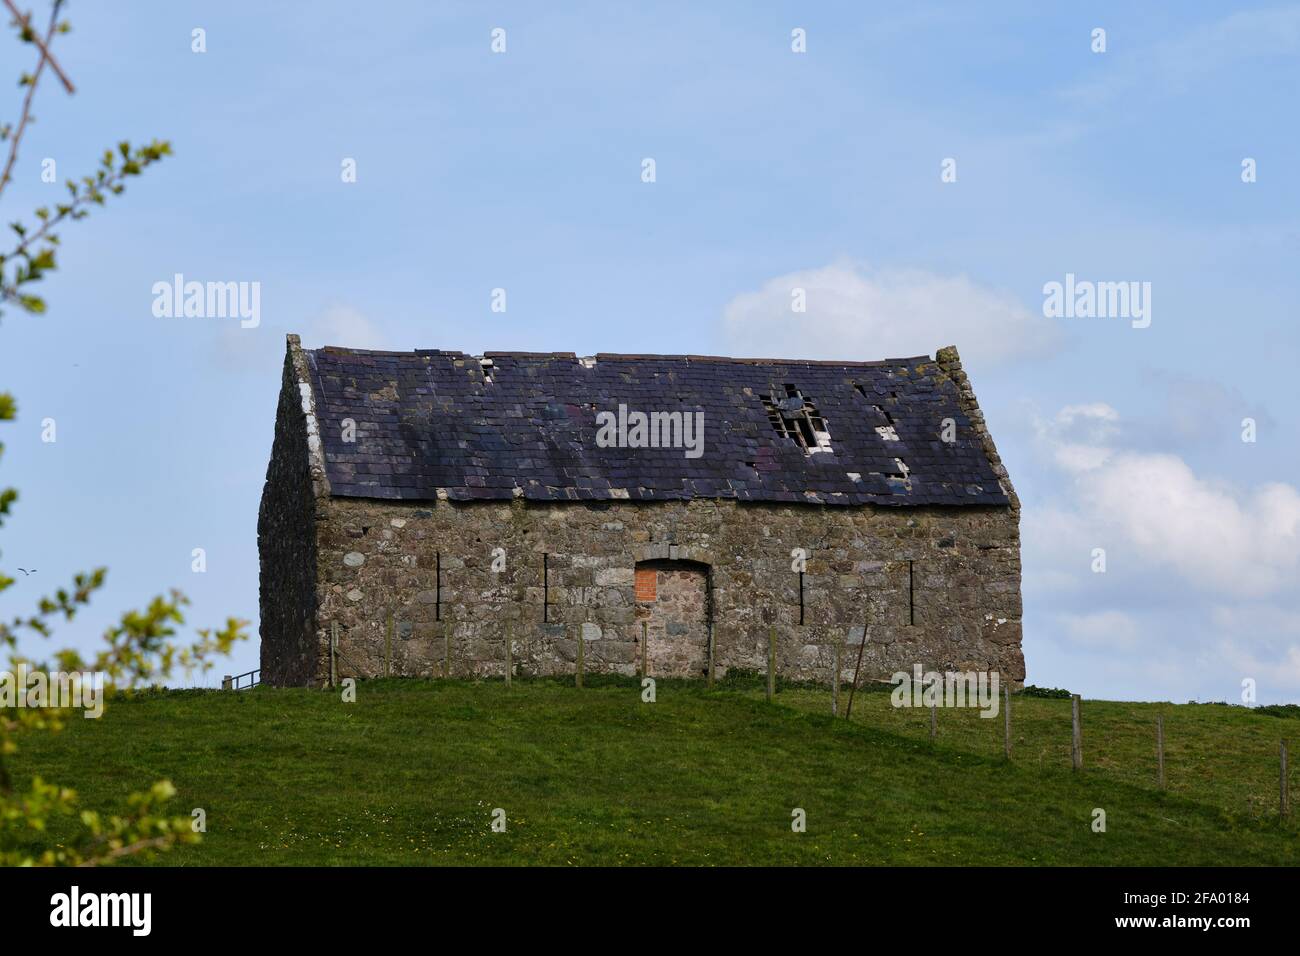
[635,560,710,677]
[257,344,325,686]
[290,495,1024,688]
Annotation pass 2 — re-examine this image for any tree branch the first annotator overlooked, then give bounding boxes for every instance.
[0,0,72,198]
[2,0,73,92]
[76,835,173,867]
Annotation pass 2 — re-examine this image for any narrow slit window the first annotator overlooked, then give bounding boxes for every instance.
[543,553,549,622]
[908,560,915,626]
[798,570,805,625]
[435,551,442,622]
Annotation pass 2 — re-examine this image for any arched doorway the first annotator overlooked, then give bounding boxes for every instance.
[634,559,710,677]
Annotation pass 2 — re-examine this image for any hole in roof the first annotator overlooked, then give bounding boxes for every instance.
[865,457,911,487]
[854,384,898,426]
[761,385,832,454]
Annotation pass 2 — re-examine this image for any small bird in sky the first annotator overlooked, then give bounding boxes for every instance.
[17,568,35,575]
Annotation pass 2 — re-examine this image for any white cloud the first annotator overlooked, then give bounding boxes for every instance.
[1052,403,1120,432]
[720,261,1061,368]
[1022,401,1300,701]
[299,305,390,351]
[1058,610,1140,649]
[213,304,391,373]
[1035,403,1300,597]
[1033,402,1119,471]
[1215,628,1300,693]
[1212,604,1300,637]
[1146,371,1269,448]
[1212,606,1300,691]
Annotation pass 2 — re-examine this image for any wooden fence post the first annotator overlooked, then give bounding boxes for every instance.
[504,627,512,687]
[845,622,868,721]
[221,675,232,691]
[1071,694,1082,771]
[1282,740,1290,818]
[832,641,842,717]
[1003,682,1011,758]
[1156,715,1165,790]
[766,626,776,702]
[576,624,585,689]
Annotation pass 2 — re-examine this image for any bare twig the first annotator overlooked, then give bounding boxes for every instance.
[76,835,173,867]
[0,0,72,198]
[2,0,73,92]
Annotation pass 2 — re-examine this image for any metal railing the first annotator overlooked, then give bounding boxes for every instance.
[221,669,260,691]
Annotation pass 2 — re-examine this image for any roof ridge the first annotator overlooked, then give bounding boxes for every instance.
[307,344,934,366]
[591,353,931,366]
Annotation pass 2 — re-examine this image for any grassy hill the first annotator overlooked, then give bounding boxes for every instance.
[11,676,1300,866]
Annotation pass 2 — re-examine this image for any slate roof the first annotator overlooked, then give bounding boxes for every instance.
[304,347,1011,507]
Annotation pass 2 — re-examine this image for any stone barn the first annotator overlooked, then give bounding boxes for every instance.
[258,334,1023,688]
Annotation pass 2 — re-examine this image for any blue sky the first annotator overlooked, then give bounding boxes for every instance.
[1,1,1297,702]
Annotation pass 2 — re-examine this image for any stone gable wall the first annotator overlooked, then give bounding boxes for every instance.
[257,348,324,686]
[288,495,1023,688]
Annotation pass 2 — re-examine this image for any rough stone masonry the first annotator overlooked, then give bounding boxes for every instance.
[258,335,1023,688]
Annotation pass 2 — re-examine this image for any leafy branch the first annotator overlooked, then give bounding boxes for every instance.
[0,2,244,867]
[0,138,172,314]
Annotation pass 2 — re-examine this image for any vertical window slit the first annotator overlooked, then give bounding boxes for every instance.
[435,551,442,621]
[798,570,805,625]
[543,553,549,622]
[908,560,915,626]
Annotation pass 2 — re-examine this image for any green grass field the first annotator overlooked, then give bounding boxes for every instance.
[11,676,1300,866]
